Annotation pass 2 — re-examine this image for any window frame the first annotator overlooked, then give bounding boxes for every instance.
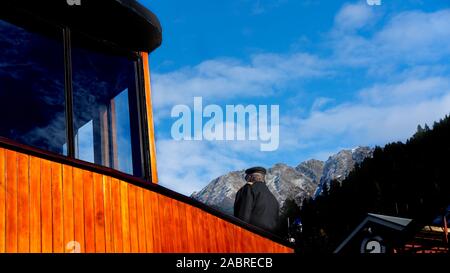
[0,13,152,182]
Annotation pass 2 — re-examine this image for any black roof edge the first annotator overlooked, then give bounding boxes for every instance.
[1,0,162,53]
[115,0,162,50]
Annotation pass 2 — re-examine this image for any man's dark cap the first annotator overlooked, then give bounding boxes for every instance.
[245,166,267,175]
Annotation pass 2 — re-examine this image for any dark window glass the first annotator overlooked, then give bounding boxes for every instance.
[72,35,144,177]
[0,18,67,154]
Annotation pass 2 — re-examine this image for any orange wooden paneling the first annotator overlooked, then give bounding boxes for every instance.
[83,171,95,253]
[191,206,207,252]
[207,214,219,252]
[157,194,171,252]
[17,153,29,253]
[0,148,293,254]
[148,191,162,252]
[176,200,189,252]
[135,187,147,253]
[170,198,182,252]
[93,173,106,253]
[51,162,64,253]
[217,217,229,253]
[127,184,139,252]
[102,176,114,253]
[120,182,131,252]
[184,205,196,253]
[143,189,156,252]
[111,178,123,253]
[29,156,41,252]
[62,164,74,252]
[5,150,18,252]
[0,148,5,253]
[40,159,52,253]
[73,167,85,253]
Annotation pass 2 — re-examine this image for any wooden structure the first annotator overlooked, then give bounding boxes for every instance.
[0,0,293,253]
[334,213,413,254]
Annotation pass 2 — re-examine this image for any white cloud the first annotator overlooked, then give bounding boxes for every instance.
[334,2,376,31]
[289,77,450,149]
[358,77,450,105]
[151,53,329,112]
[332,8,450,70]
[311,97,334,111]
[156,139,255,195]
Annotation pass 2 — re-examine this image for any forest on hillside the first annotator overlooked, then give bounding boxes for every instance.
[280,115,450,253]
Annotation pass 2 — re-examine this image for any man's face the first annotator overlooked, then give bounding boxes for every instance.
[247,172,265,182]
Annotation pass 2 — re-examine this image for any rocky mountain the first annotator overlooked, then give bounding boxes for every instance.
[314,146,374,197]
[191,147,373,215]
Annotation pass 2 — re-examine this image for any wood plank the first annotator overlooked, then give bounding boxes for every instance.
[216,219,229,253]
[170,198,181,252]
[149,191,162,252]
[73,167,85,253]
[111,178,122,253]
[17,153,30,252]
[127,185,139,252]
[238,227,246,252]
[213,217,224,253]
[141,52,159,184]
[176,201,188,252]
[183,205,196,253]
[223,221,232,253]
[227,225,237,252]
[233,226,241,252]
[93,173,106,253]
[190,207,205,252]
[62,165,74,253]
[83,171,95,253]
[40,159,52,253]
[120,181,131,252]
[208,215,218,253]
[248,233,257,253]
[102,176,114,253]
[142,190,154,253]
[51,162,64,252]
[201,214,213,252]
[236,227,245,252]
[158,194,173,253]
[5,150,18,252]
[29,156,41,253]
[135,187,147,253]
[0,148,6,253]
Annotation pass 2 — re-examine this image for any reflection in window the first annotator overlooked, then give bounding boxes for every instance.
[0,18,67,154]
[72,37,144,177]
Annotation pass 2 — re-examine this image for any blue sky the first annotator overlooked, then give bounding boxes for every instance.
[140,0,450,196]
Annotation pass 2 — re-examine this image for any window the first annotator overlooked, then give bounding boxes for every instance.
[71,34,145,177]
[0,14,148,179]
[0,18,67,155]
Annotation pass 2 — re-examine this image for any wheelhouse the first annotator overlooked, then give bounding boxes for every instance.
[0,0,293,253]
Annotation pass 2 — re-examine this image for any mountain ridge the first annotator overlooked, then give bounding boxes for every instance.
[191,146,373,215]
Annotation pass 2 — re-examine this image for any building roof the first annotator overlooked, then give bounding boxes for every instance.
[2,0,162,52]
[367,213,413,228]
[334,213,413,253]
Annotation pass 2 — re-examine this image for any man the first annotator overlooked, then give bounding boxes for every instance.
[233,166,280,233]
